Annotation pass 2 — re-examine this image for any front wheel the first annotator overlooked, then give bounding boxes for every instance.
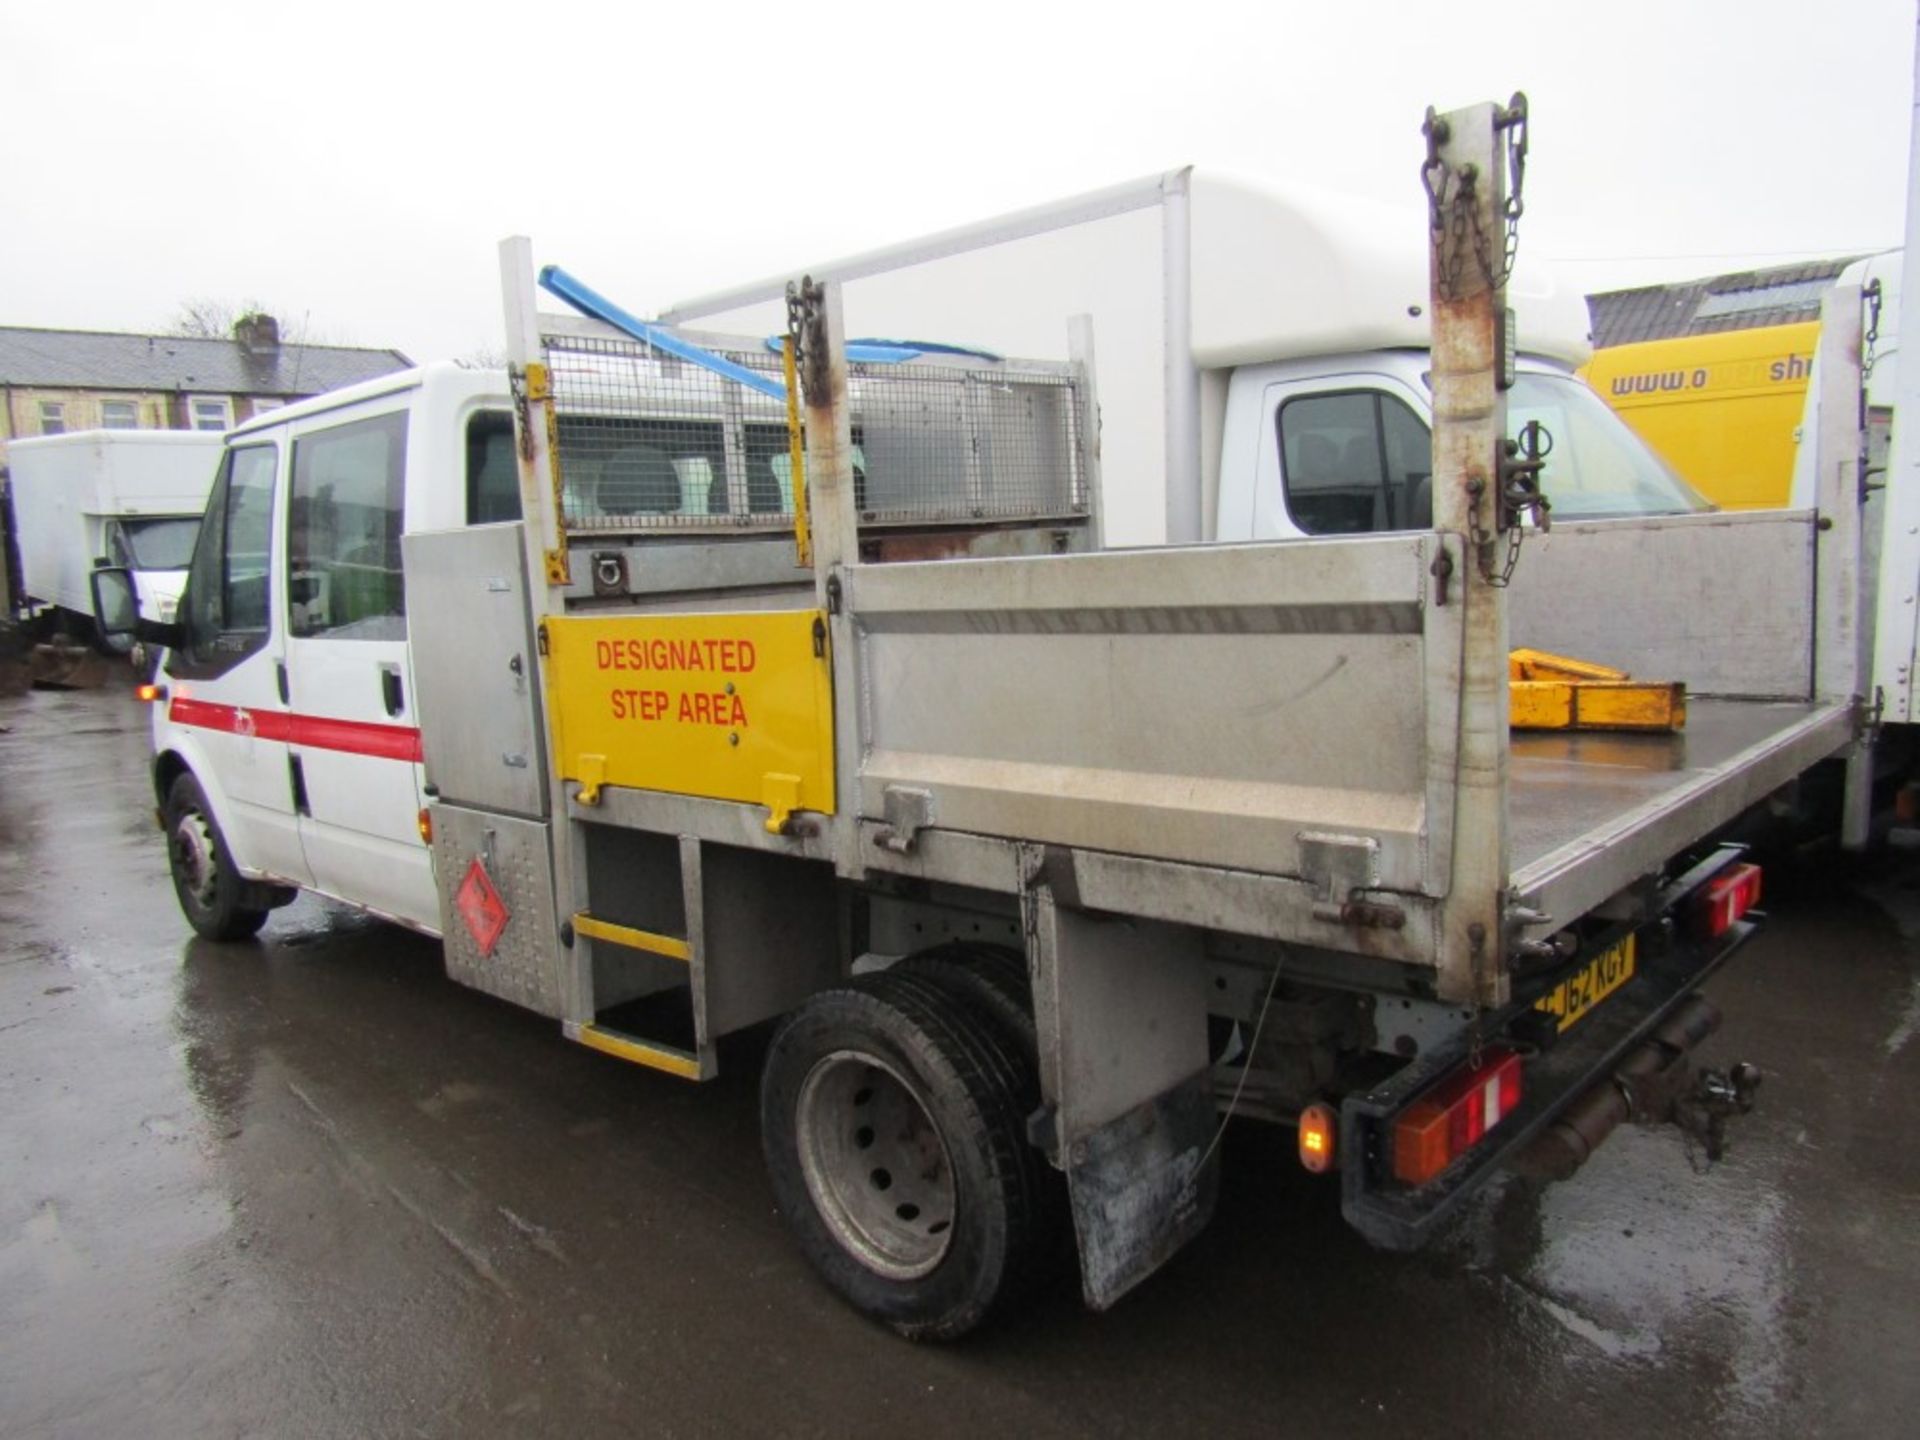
[760,971,1042,1340]
[164,773,269,941]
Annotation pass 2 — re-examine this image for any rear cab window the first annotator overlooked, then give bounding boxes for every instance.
[466,410,520,524]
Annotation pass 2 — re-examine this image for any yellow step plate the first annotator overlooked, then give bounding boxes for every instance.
[572,912,690,962]
[543,611,835,825]
[565,1021,705,1080]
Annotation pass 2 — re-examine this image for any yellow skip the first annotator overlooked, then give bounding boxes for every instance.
[1510,647,1687,733]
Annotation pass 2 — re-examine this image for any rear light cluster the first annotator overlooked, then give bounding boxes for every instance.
[1392,1047,1523,1187]
[1693,862,1762,940]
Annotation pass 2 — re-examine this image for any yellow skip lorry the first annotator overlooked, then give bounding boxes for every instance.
[1584,320,1822,508]
[95,100,1871,1338]
[1583,251,1901,509]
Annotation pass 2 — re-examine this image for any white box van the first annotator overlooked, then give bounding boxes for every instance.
[9,429,221,642]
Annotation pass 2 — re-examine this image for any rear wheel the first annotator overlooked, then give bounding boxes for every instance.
[896,942,1036,1063]
[164,773,270,941]
[761,971,1041,1339]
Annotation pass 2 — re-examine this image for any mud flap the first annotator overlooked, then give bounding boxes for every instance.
[1065,1068,1219,1309]
[1026,865,1214,1311]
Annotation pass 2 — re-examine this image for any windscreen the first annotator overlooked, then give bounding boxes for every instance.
[118,516,203,569]
[1509,373,1712,520]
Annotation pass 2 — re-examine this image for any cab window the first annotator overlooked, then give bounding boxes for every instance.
[182,444,278,667]
[288,411,409,640]
[557,415,727,520]
[466,410,520,524]
[1278,391,1432,535]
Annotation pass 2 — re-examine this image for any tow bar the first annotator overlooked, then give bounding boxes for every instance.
[1510,995,1762,1181]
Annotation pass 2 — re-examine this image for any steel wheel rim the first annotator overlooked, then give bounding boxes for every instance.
[796,1050,956,1280]
[173,811,219,907]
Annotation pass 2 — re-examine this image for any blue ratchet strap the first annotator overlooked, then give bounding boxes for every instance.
[538,265,787,401]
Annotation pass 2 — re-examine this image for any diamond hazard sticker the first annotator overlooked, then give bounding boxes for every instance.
[455,858,510,957]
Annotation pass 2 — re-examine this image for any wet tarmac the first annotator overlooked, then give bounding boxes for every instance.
[2,685,1917,1439]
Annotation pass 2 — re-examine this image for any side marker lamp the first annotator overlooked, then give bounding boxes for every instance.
[1298,1102,1338,1174]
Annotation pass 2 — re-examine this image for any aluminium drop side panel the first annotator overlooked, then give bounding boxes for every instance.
[402,523,548,819]
[1810,282,1870,710]
[845,533,1463,950]
[1873,44,1920,724]
[1506,511,1818,700]
[1508,698,1855,929]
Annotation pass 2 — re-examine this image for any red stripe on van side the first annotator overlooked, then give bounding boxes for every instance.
[169,697,424,763]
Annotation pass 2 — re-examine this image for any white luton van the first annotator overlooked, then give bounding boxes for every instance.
[8,429,222,644]
[659,164,1708,549]
[102,101,1865,1339]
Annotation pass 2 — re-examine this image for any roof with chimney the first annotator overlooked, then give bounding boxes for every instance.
[0,320,412,397]
[1586,257,1863,349]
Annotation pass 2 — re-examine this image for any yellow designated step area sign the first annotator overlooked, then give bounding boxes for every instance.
[543,611,835,831]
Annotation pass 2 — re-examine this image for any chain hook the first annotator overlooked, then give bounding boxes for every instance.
[1863,277,1884,381]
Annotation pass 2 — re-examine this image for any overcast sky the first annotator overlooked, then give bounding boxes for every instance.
[1,0,1912,363]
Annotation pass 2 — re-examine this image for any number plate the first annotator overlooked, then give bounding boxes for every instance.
[1535,935,1637,1033]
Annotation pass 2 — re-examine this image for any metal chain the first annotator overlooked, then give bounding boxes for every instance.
[1426,96,1529,299]
[1421,108,1465,299]
[1468,508,1524,588]
[1863,277,1884,381]
[1488,525,1525,588]
[1497,93,1528,285]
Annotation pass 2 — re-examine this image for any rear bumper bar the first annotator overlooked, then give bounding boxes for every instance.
[1340,855,1754,1251]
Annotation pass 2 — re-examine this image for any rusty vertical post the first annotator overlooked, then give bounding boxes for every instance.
[1425,102,1514,1008]
[792,279,862,867]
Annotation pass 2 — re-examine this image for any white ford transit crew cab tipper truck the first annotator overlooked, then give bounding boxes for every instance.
[102,101,1862,1340]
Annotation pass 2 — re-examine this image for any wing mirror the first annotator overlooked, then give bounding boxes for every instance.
[91,566,184,651]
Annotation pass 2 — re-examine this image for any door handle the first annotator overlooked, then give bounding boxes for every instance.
[275,660,290,704]
[379,664,404,718]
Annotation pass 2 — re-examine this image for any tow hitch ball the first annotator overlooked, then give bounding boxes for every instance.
[1674,1061,1763,1162]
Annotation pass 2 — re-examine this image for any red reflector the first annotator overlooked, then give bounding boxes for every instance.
[1393,1048,1524,1187]
[1693,862,1762,939]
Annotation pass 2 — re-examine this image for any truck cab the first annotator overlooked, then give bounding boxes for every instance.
[1217,350,1711,542]
[149,364,513,936]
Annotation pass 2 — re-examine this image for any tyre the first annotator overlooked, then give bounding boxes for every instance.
[896,944,1037,1064]
[164,773,269,941]
[891,947,1071,1266]
[760,970,1042,1340]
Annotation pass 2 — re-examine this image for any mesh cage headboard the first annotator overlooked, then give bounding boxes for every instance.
[539,329,1088,534]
